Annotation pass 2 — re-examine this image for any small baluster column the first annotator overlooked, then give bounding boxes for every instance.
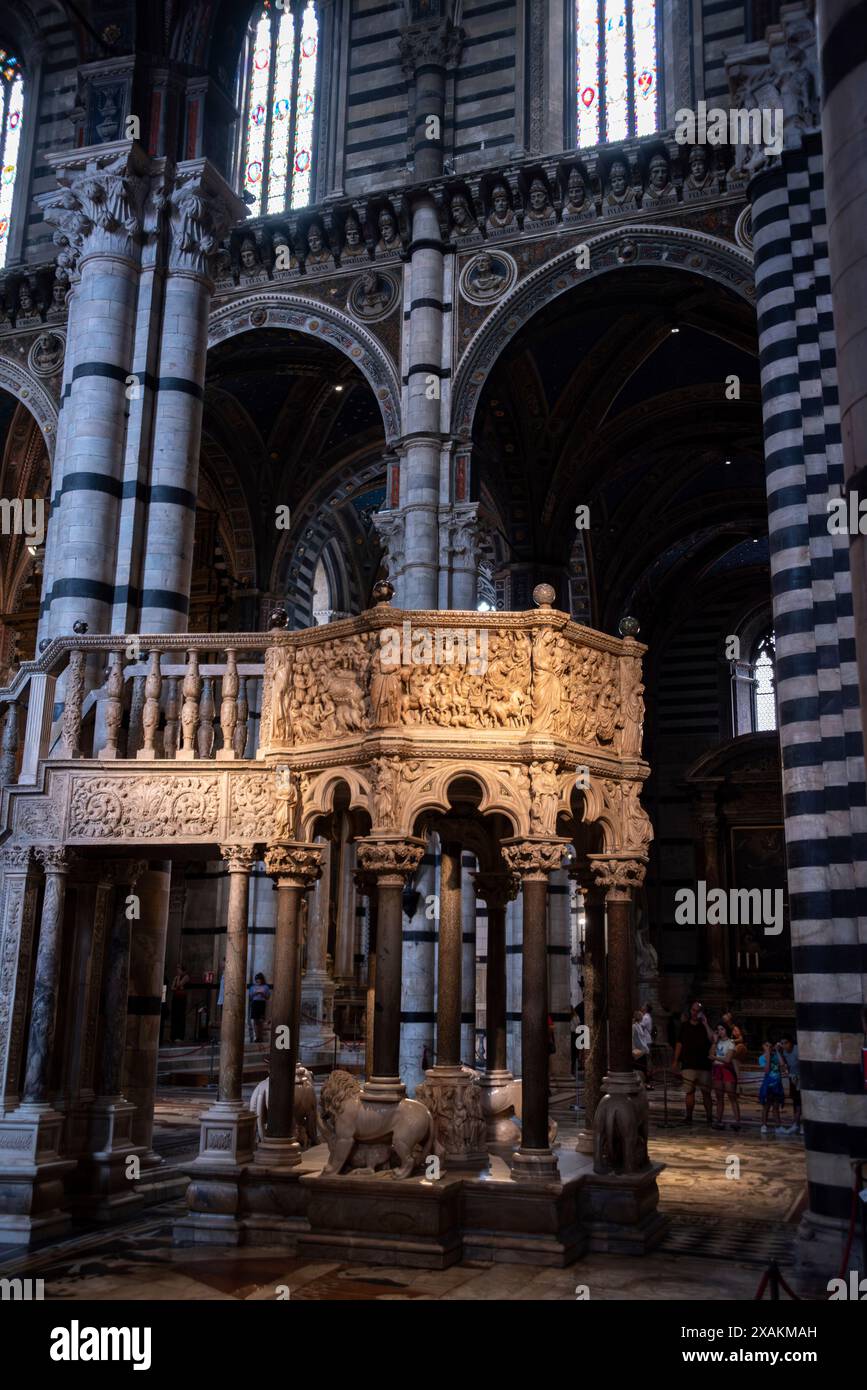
[61,649,86,758]
[98,652,125,759]
[137,650,162,759]
[197,676,215,758]
[163,676,180,758]
[233,677,250,757]
[218,649,239,759]
[0,700,20,785]
[177,650,201,759]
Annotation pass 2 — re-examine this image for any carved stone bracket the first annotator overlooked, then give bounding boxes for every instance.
[263,841,322,889]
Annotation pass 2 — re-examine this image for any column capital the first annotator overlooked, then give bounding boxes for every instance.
[166,159,248,277]
[356,834,426,884]
[264,841,322,888]
[398,17,464,77]
[34,846,72,875]
[588,851,648,900]
[500,835,571,882]
[38,139,151,264]
[220,844,260,874]
[472,870,519,908]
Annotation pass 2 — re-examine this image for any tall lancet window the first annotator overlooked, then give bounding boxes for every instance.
[241,0,319,216]
[0,48,25,271]
[575,0,657,147]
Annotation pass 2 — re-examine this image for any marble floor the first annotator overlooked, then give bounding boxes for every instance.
[0,1078,814,1302]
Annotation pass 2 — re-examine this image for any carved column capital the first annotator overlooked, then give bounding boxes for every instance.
[472,870,519,909]
[166,159,248,277]
[220,844,261,874]
[588,851,648,900]
[355,835,426,884]
[264,841,322,888]
[38,139,151,264]
[397,18,464,77]
[500,836,571,882]
[34,845,72,875]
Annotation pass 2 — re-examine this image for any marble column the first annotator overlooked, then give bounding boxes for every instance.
[473,871,520,1145]
[502,838,567,1182]
[356,836,425,1103]
[181,847,259,1242]
[575,879,607,1153]
[435,839,462,1068]
[122,862,171,1163]
[0,847,40,1115]
[0,848,75,1244]
[547,867,573,1083]
[460,852,477,1064]
[77,863,148,1219]
[400,837,436,1096]
[256,843,321,1168]
[398,15,462,181]
[36,141,149,640]
[59,867,117,1161]
[300,836,336,1057]
[506,891,522,1075]
[139,162,246,631]
[334,817,357,985]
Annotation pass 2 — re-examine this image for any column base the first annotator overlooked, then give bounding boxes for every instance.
[475,1070,521,1146]
[195,1100,256,1168]
[68,1098,148,1222]
[795,1210,863,1293]
[579,1163,668,1253]
[510,1148,561,1183]
[362,1076,406,1104]
[253,1135,302,1169]
[0,1104,75,1245]
[416,1066,487,1171]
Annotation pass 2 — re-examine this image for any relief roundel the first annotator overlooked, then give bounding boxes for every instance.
[460,250,518,306]
[347,271,398,322]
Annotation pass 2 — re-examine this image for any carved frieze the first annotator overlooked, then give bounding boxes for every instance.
[229,772,278,840]
[67,775,219,839]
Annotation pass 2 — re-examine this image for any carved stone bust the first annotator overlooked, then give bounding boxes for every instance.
[376,208,399,255]
[239,236,267,283]
[562,165,596,220]
[450,192,478,238]
[641,152,677,208]
[305,222,332,268]
[524,177,555,224]
[486,183,515,234]
[342,213,365,258]
[602,160,638,216]
[683,146,718,200]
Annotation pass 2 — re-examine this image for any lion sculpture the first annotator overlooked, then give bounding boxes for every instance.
[249,1066,319,1148]
[319,1069,434,1178]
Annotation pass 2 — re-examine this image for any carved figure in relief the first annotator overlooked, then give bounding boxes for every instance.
[319,1070,434,1178]
[369,631,404,726]
[563,165,596,219]
[450,192,477,236]
[376,208,399,254]
[274,773,298,839]
[602,159,638,215]
[524,177,554,223]
[530,628,564,731]
[370,755,400,828]
[529,760,561,834]
[271,650,292,742]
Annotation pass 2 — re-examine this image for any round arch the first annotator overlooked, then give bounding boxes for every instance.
[207,292,402,445]
[450,226,755,441]
[0,355,58,459]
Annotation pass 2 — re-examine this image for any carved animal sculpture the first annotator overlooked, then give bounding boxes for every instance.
[249,1066,319,1147]
[593,1088,649,1174]
[319,1069,434,1178]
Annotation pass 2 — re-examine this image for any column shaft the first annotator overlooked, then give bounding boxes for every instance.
[219,860,252,1104]
[266,884,302,1139]
[22,854,69,1104]
[436,841,462,1067]
[372,877,404,1080]
[486,900,508,1072]
[606,894,633,1075]
[123,863,170,1154]
[520,877,549,1151]
[97,894,131,1098]
[582,889,607,1125]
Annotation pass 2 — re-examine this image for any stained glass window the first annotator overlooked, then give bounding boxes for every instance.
[241,1,319,216]
[0,48,24,272]
[753,632,777,732]
[574,0,657,147]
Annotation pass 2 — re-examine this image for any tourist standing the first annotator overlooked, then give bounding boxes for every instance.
[778,1035,801,1135]
[672,1000,714,1124]
[632,1008,650,1080]
[759,1038,786,1133]
[709,1023,741,1130]
[170,964,190,1042]
[248,972,271,1044]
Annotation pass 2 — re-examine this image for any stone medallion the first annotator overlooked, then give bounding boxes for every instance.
[347,270,398,321]
[460,250,517,306]
[28,331,66,377]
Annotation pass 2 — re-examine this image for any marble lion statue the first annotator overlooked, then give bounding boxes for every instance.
[319,1069,434,1178]
[593,1089,649,1175]
[249,1066,319,1147]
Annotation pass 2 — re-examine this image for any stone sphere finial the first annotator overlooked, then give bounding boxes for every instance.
[269,607,288,630]
[619,615,640,638]
[372,578,395,605]
[38,637,51,653]
[532,582,556,609]
[72,620,88,635]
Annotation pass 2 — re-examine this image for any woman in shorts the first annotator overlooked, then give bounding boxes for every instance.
[248,972,271,1043]
[710,1023,741,1130]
